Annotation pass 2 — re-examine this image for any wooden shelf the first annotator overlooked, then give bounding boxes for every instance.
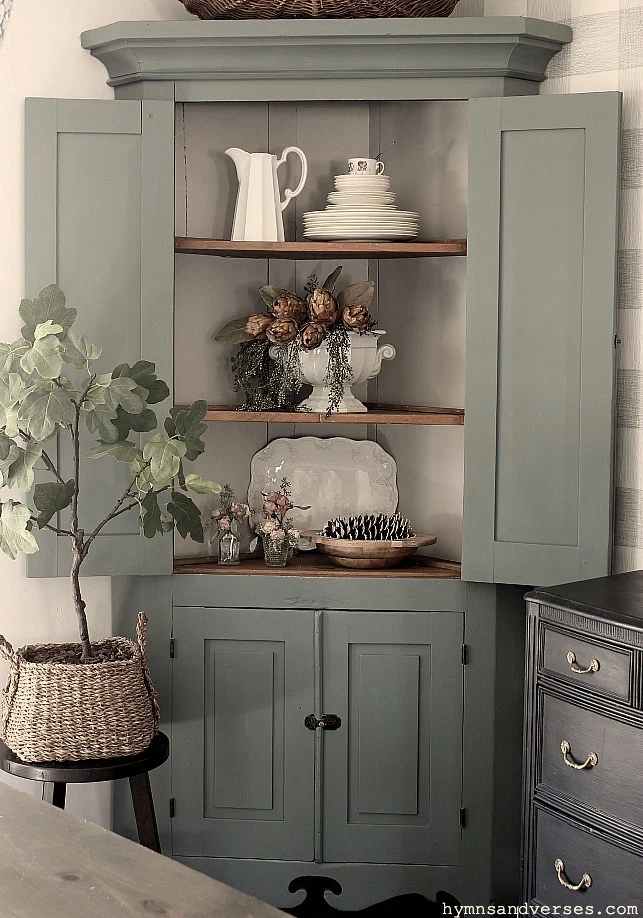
[174,553,461,579]
[180,404,464,426]
[175,238,467,259]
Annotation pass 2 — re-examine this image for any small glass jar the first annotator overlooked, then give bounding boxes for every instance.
[263,536,289,568]
[219,530,240,566]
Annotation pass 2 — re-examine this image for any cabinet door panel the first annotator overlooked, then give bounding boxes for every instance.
[322,611,464,865]
[172,607,315,861]
[463,92,620,586]
[25,98,174,577]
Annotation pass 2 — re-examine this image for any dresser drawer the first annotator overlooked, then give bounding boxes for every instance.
[539,694,643,830]
[534,809,642,906]
[540,626,632,701]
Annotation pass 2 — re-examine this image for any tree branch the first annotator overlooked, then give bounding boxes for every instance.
[18,429,65,486]
[69,397,92,661]
[70,406,81,538]
[81,460,153,557]
[29,515,73,537]
[77,375,96,410]
[43,522,73,537]
[40,449,65,485]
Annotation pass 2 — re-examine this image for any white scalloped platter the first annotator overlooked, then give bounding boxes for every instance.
[248,437,398,536]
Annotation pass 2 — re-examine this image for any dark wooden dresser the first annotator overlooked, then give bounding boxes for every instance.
[522,572,643,906]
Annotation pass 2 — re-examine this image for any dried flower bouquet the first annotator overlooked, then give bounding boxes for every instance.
[216,267,377,414]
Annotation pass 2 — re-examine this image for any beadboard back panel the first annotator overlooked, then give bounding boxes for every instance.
[173,100,467,561]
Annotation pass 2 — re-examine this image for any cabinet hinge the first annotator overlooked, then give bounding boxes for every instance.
[461,644,468,665]
[614,334,622,348]
[169,638,175,659]
[170,797,176,818]
[460,807,466,828]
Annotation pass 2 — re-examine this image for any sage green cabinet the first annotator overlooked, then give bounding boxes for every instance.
[170,606,464,869]
[171,606,315,860]
[463,92,620,586]
[24,98,175,578]
[321,610,464,866]
[24,92,621,589]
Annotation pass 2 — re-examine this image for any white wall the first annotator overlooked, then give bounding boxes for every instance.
[0,0,192,827]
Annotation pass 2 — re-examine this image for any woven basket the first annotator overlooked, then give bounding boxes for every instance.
[178,0,461,19]
[0,612,159,763]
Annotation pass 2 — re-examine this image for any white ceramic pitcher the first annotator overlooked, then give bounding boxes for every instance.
[226,146,308,242]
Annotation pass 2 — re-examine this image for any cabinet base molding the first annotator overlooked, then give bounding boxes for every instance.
[174,858,479,912]
[283,877,460,917]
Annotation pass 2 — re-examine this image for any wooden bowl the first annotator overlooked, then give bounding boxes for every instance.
[301,531,437,569]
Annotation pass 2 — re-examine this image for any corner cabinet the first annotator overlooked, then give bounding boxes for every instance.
[27,16,621,911]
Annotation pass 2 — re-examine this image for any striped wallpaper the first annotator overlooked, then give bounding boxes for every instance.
[528,0,643,574]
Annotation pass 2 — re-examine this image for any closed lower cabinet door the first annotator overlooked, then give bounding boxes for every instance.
[321,610,464,865]
[171,607,315,861]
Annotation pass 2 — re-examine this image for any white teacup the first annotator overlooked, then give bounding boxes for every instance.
[348,157,385,176]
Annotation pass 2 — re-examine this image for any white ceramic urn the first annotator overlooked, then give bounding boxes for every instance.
[297,331,396,413]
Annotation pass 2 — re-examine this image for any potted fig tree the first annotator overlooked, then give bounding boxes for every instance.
[0,284,220,762]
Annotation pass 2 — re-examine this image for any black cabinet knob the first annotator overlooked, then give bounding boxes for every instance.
[304,714,342,731]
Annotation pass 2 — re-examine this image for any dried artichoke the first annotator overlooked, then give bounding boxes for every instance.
[307,287,339,326]
[299,322,326,351]
[266,318,299,345]
[342,304,373,332]
[245,313,273,338]
[272,293,307,323]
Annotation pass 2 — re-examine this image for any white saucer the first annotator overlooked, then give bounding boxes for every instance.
[304,209,419,218]
[335,174,390,181]
[304,230,419,240]
[314,208,419,217]
[335,182,391,191]
[328,193,396,204]
[304,218,419,228]
[303,219,420,227]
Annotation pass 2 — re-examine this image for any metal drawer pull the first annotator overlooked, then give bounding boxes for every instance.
[560,740,598,770]
[567,651,599,675]
[555,858,592,892]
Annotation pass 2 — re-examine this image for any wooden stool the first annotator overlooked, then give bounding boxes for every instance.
[0,732,169,853]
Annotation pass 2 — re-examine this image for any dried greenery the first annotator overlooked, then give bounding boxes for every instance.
[324,324,353,415]
[230,337,302,411]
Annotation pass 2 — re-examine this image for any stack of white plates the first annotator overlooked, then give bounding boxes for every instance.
[303,174,420,241]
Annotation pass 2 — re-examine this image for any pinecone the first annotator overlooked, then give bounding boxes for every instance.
[307,288,339,326]
[299,322,326,351]
[266,318,299,345]
[245,313,273,338]
[272,293,307,324]
[322,513,414,541]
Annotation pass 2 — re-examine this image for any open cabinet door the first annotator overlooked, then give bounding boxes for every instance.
[25,99,175,577]
[462,92,620,587]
